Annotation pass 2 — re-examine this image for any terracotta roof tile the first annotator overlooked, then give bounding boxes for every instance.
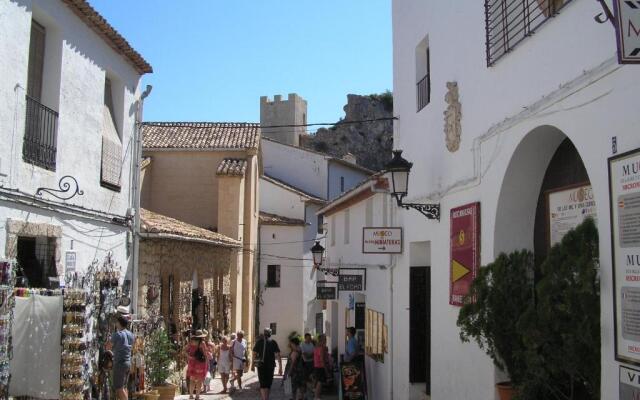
[140,208,240,247]
[142,122,260,150]
[259,212,306,226]
[217,159,247,176]
[61,0,152,74]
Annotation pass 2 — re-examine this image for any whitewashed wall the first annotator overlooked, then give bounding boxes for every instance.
[0,0,142,277]
[392,1,640,399]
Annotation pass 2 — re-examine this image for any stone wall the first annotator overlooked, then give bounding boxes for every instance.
[300,93,393,171]
[138,238,234,334]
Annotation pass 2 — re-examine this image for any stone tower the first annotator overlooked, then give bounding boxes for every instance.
[260,93,307,146]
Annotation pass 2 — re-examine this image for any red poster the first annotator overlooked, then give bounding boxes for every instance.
[450,202,480,306]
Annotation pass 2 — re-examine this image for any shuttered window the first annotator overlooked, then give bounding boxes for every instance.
[27,21,45,101]
[101,77,122,190]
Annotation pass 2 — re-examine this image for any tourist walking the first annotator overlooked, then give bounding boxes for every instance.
[284,336,305,400]
[106,312,134,400]
[185,330,211,400]
[217,336,232,394]
[300,333,315,389]
[313,334,331,400]
[252,328,283,400]
[229,330,248,390]
[205,333,217,393]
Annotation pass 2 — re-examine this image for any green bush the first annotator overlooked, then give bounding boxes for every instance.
[457,250,534,386]
[145,328,175,386]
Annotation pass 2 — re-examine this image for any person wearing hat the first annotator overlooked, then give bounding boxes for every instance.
[252,328,282,400]
[105,312,134,400]
[185,329,211,400]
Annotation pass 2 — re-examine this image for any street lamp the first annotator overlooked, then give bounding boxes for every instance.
[385,150,440,220]
[311,241,325,267]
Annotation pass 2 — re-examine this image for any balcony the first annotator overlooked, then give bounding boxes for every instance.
[23,95,58,171]
[416,74,430,112]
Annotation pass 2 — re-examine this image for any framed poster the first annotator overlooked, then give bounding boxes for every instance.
[546,183,596,247]
[450,202,480,306]
[613,0,640,64]
[340,361,367,400]
[609,148,640,365]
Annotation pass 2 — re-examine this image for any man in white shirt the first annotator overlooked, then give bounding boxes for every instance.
[229,330,248,390]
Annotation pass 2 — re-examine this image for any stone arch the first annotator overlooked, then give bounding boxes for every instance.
[493,125,591,257]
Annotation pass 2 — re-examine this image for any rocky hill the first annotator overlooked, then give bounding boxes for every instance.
[300,93,393,171]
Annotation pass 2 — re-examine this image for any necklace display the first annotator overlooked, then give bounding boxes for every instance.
[0,259,16,399]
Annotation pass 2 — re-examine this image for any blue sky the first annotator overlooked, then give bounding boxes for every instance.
[90,0,392,125]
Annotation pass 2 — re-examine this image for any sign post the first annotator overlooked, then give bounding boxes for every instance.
[614,0,640,64]
[609,148,640,365]
[449,202,480,306]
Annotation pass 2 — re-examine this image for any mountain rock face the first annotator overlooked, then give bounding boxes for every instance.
[300,93,393,171]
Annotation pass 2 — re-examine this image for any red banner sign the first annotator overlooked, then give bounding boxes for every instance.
[450,202,480,306]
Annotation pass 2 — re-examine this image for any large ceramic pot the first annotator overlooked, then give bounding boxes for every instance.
[142,391,160,400]
[496,382,516,400]
[153,383,177,400]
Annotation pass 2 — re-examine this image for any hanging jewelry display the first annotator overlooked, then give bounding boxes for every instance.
[61,288,88,400]
[0,259,16,400]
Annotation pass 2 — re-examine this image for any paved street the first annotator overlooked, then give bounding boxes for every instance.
[175,368,339,400]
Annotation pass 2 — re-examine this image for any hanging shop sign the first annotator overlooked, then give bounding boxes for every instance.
[609,148,640,365]
[547,184,597,247]
[339,274,363,291]
[621,365,640,398]
[362,227,402,254]
[317,286,337,300]
[613,0,640,64]
[449,202,480,306]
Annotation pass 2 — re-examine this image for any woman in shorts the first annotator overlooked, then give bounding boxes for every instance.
[313,334,330,400]
[217,336,232,394]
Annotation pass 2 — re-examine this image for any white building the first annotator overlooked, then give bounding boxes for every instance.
[258,97,373,348]
[317,173,394,397]
[392,1,639,399]
[0,0,150,291]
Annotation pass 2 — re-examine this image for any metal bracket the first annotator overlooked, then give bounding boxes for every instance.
[401,202,441,221]
[36,175,84,200]
[595,0,616,27]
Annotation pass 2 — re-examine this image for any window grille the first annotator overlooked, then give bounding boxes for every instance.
[485,0,570,66]
[266,265,280,288]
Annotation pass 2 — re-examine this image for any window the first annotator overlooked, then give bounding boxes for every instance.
[270,322,277,335]
[344,209,350,245]
[23,20,58,171]
[317,214,324,234]
[366,198,373,227]
[16,236,57,288]
[485,0,569,66]
[101,76,123,189]
[415,37,430,112]
[331,216,336,247]
[266,265,280,287]
[340,176,345,193]
[365,308,386,362]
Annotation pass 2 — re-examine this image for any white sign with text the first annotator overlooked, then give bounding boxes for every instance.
[362,227,402,254]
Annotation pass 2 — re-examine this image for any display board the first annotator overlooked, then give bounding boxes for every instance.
[340,361,367,400]
[547,184,596,247]
[449,202,480,306]
[609,148,640,365]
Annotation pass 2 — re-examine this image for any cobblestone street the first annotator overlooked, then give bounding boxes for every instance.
[175,367,339,400]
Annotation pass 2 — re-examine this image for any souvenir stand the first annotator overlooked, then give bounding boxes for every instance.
[0,260,15,400]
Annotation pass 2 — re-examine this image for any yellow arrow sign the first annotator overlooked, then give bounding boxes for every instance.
[452,259,470,282]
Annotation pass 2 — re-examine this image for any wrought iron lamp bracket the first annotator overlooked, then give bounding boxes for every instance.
[36,175,84,200]
[401,202,441,221]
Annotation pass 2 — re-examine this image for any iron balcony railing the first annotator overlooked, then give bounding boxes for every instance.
[416,74,430,112]
[23,95,58,171]
[485,0,572,66]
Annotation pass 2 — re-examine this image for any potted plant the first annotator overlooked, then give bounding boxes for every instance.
[517,218,600,400]
[145,328,177,400]
[457,250,535,400]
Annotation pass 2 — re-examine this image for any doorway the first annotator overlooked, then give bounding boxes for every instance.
[409,266,430,393]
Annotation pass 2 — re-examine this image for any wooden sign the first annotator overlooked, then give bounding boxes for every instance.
[317,286,336,300]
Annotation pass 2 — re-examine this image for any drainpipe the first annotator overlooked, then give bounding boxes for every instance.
[131,85,152,314]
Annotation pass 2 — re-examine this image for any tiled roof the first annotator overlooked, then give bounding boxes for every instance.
[259,212,306,226]
[262,175,326,204]
[217,159,247,176]
[142,122,260,150]
[61,0,152,74]
[140,208,241,247]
